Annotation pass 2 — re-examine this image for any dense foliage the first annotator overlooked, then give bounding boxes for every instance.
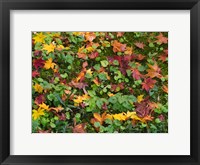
[32,32,168,133]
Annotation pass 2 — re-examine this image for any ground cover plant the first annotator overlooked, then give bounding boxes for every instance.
[32,32,168,133]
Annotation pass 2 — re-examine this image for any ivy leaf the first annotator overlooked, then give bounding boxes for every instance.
[100,60,109,67]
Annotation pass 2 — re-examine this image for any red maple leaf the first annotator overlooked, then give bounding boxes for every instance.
[159,54,168,62]
[156,33,168,44]
[132,68,143,80]
[33,58,45,69]
[88,51,99,59]
[34,94,46,105]
[32,70,40,77]
[142,78,157,92]
[134,42,145,49]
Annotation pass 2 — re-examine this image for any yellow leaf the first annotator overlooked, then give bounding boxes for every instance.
[126,111,136,118]
[86,46,94,52]
[65,47,70,50]
[43,43,56,54]
[78,46,85,53]
[56,45,64,51]
[137,95,144,103]
[44,58,56,70]
[124,46,133,55]
[33,83,43,93]
[33,32,46,43]
[93,113,102,123]
[108,93,115,97]
[32,107,45,120]
[113,113,126,121]
[104,114,113,120]
[76,71,85,82]
[73,32,84,36]
[39,103,49,110]
[86,69,93,75]
[73,94,90,104]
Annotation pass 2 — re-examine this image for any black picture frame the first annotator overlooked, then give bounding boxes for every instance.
[0,0,199,164]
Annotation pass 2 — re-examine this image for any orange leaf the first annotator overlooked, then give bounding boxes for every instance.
[162,85,168,93]
[146,63,162,79]
[49,106,64,113]
[73,123,86,133]
[85,32,96,42]
[77,53,87,59]
[112,40,126,53]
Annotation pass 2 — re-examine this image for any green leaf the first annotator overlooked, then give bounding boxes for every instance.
[37,78,43,82]
[65,54,74,64]
[155,118,161,123]
[98,73,107,80]
[96,99,103,109]
[94,122,101,128]
[60,73,68,78]
[50,122,56,128]
[138,65,145,72]
[100,60,109,67]
[94,64,101,71]
[113,60,119,65]
[149,43,154,47]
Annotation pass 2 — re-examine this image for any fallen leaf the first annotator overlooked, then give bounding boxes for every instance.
[43,43,56,54]
[33,83,43,93]
[142,78,157,92]
[156,33,168,44]
[33,58,45,69]
[32,70,40,77]
[112,40,126,53]
[33,32,46,43]
[73,123,86,133]
[134,42,145,49]
[85,32,96,42]
[44,58,56,70]
[162,85,168,93]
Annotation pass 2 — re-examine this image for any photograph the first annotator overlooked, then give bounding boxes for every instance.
[32,32,168,133]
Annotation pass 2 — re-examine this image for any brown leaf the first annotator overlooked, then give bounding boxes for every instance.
[73,123,86,133]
